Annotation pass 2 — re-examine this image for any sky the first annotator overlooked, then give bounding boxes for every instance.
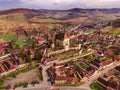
[0,0,120,10]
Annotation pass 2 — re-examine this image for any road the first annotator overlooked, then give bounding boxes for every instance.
[0,53,11,59]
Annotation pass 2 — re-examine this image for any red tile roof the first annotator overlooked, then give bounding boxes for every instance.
[64,33,70,39]
[106,49,115,57]
[107,69,114,76]
[101,59,113,67]
[46,58,58,62]
[0,46,6,50]
[38,36,45,42]
[55,76,66,80]
[56,62,65,66]
[66,77,73,82]
[55,76,74,82]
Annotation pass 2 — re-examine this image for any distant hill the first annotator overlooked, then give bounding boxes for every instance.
[0,8,120,20]
[0,8,38,15]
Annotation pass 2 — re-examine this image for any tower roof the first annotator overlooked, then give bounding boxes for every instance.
[64,33,70,39]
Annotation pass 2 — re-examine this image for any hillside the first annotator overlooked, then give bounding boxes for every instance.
[0,13,27,22]
[101,26,120,36]
[0,8,120,34]
[0,8,120,20]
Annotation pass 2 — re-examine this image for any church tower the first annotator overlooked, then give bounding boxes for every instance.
[63,33,70,50]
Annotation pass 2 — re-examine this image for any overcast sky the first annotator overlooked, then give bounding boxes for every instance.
[0,0,120,10]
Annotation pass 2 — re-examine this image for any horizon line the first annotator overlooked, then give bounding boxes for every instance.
[0,7,120,11]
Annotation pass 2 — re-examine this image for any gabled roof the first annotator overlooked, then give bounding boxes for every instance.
[106,49,115,57]
[64,33,70,39]
[0,46,6,50]
[46,58,58,62]
[101,59,113,67]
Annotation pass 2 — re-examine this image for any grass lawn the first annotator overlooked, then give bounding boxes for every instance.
[114,72,120,79]
[81,50,90,55]
[62,54,79,60]
[90,82,106,90]
[37,70,43,80]
[104,56,110,60]
[90,56,97,61]
[51,50,78,60]
[75,61,88,70]
[48,25,54,29]
[109,28,120,36]
[4,33,17,41]
[0,78,4,86]
[6,65,37,78]
[16,39,26,47]
[99,16,116,22]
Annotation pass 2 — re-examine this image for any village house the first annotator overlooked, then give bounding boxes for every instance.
[47,62,80,85]
[89,59,113,70]
[47,60,97,85]
[36,36,46,45]
[44,58,59,65]
[96,65,120,90]
[0,54,26,75]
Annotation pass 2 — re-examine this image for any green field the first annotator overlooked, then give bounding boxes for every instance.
[30,17,61,23]
[101,26,120,36]
[16,39,26,47]
[109,28,120,36]
[4,33,17,41]
[75,61,88,70]
[37,70,43,80]
[0,13,27,22]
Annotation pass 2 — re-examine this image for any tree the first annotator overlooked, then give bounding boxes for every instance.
[34,51,42,61]
[55,39,63,47]
[9,42,13,49]
[53,63,56,67]
[26,56,32,63]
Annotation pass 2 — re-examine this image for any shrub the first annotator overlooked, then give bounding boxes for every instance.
[31,80,39,86]
[14,82,28,88]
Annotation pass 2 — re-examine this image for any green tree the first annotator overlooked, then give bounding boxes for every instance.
[55,39,63,47]
[26,56,32,63]
[34,51,42,61]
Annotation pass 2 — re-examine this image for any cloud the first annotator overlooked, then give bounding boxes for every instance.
[20,0,120,9]
[0,0,120,10]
